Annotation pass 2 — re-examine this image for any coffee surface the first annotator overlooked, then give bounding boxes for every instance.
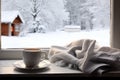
[23,48,41,52]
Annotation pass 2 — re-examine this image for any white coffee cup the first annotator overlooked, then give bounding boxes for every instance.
[23,48,44,68]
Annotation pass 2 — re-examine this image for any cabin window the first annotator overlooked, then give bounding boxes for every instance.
[15,25,20,32]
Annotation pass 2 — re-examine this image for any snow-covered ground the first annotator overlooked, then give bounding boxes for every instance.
[1,29,110,49]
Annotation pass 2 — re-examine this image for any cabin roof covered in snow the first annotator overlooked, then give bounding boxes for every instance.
[1,11,25,23]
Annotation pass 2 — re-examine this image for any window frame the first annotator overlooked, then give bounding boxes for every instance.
[0,0,118,59]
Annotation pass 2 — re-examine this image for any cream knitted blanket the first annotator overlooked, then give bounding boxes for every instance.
[48,39,120,74]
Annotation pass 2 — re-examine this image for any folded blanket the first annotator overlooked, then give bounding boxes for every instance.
[48,39,120,74]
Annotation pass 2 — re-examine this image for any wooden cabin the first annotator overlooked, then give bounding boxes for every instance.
[1,11,24,36]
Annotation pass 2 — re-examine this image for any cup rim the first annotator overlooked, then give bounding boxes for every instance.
[23,48,41,52]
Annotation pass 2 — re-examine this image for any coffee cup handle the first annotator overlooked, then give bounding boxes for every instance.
[41,51,48,60]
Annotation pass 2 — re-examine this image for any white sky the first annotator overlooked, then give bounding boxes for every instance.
[1,29,110,49]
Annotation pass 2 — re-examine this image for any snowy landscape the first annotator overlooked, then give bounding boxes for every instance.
[1,29,110,48]
[1,0,110,49]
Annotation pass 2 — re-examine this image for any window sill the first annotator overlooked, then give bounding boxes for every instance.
[0,60,120,78]
[0,60,82,77]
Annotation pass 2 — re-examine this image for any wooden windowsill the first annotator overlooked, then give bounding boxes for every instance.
[0,60,120,78]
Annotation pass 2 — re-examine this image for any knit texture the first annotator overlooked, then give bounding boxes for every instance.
[48,39,120,74]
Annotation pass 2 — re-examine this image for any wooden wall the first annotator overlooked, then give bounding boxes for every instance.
[1,23,9,36]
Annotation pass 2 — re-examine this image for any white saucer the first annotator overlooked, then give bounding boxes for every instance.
[13,60,51,70]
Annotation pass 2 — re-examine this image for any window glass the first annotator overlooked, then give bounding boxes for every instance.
[1,0,110,49]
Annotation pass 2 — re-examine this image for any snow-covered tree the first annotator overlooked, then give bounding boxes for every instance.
[65,0,110,30]
[65,0,94,30]
[13,0,47,33]
[65,0,84,25]
[40,0,69,31]
[83,0,110,30]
